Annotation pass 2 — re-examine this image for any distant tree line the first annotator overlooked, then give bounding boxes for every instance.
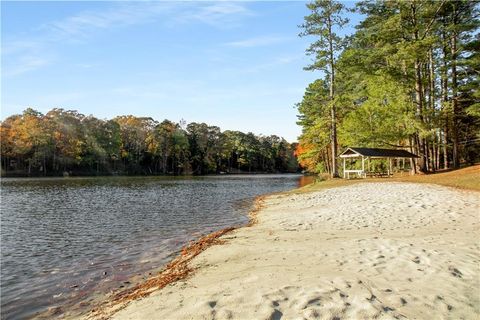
[297,0,479,175]
[0,108,299,176]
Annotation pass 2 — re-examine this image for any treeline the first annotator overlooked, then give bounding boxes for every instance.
[0,108,299,176]
[296,0,479,175]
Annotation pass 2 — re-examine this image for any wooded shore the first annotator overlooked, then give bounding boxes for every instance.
[1,109,299,177]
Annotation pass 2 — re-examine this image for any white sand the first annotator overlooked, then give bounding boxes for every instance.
[110,182,480,320]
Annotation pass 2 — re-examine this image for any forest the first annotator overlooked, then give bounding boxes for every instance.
[0,108,298,176]
[296,0,479,175]
[2,0,478,178]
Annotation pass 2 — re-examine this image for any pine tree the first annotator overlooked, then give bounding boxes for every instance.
[300,0,348,177]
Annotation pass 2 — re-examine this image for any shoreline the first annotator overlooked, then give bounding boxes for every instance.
[10,175,305,320]
[82,193,274,320]
[84,178,479,319]
[1,172,304,179]
[85,185,296,319]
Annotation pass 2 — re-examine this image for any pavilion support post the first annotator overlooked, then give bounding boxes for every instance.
[389,158,393,177]
[362,156,365,178]
[411,158,416,175]
[343,158,346,179]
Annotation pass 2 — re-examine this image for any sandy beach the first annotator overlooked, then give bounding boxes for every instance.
[98,182,479,320]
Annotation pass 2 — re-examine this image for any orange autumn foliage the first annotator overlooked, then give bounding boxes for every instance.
[294,142,318,172]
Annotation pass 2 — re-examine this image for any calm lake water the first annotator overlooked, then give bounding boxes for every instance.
[1,174,310,319]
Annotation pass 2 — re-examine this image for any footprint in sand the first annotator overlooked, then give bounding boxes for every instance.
[448,266,463,278]
[269,309,283,320]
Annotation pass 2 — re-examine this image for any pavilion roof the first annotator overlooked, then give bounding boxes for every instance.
[339,147,419,158]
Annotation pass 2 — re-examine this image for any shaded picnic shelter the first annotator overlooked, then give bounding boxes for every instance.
[339,147,419,179]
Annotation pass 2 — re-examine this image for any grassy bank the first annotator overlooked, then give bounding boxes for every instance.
[295,164,480,193]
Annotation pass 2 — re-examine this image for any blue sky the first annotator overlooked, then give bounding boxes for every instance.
[2,1,360,142]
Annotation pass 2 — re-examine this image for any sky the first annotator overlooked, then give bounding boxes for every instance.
[1,1,361,142]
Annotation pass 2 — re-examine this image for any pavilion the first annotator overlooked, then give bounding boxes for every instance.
[339,147,419,179]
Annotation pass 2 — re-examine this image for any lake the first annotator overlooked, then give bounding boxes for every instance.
[0,174,311,319]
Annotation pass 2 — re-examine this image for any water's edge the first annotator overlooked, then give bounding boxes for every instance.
[70,189,290,320]
[3,175,314,319]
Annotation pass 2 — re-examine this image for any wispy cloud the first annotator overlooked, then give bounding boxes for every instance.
[2,39,42,56]
[2,38,49,76]
[2,2,178,73]
[2,2,252,77]
[2,3,170,77]
[227,54,303,74]
[3,56,50,77]
[170,2,252,28]
[225,35,292,48]
[43,2,177,40]
[190,2,252,26]
[75,63,99,69]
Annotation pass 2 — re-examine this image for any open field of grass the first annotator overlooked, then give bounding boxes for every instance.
[295,164,480,193]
